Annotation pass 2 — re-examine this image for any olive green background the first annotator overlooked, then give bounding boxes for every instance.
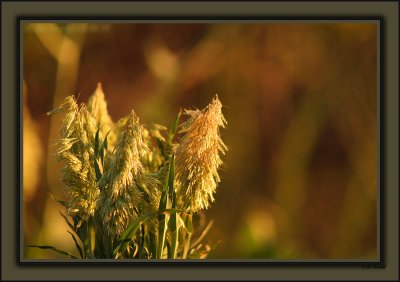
[2,1,398,281]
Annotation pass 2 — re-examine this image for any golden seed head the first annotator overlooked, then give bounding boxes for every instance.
[175,95,227,212]
[56,96,100,220]
[98,111,149,236]
[87,83,116,147]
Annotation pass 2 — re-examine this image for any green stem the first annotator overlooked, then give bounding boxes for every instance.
[182,213,193,259]
[183,233,192,259]
[157,215,168,259]
[170,225,179,259]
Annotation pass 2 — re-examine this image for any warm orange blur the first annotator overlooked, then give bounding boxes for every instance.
[23,23,377,259]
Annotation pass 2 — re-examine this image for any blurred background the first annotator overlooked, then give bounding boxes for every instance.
[23,22,377,259]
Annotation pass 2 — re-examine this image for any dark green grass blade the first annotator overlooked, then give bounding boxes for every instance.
[113,213,152,257]
[168,110,181,141]
[67,231,84,259]
[157,156,174,259]
[167,154,178,259]
[94,129,100,158]
[103,131,110,151]
[159,208,186,214]
[167,154,175,200]
[59,211,74,231]
[156,138,166,157]
[48,193,67,207]
[94,129,103,181]
[100,131,110,164]
[25,245,79,259]
[94,159,102,182]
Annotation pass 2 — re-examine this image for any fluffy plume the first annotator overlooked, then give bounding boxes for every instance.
[140,123,167,173]
[175,95,227,212]
[97,111,149,237]
[87,83,116,147]
[56,96,100,220]
[48,88,227,259]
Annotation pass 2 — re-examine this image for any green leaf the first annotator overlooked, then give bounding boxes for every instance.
[166,154,178,259]
[25,245,79,259]
[113,213,152,257]
[93,129,103,182]
[94,129,100,159]
[59,211,74,231]
[157,155,174,259]
[168,213,179,259]
[100,131,110,164]
[94,159,102,182]
[182,213,193,233]
[48,193,67,207]
[103,131,110,151]
[156,138,165,157]
[67,231,84,259]
[159,208,186,215]
[167,154,175,201]
[89,218,95,255]
[46,106,64,116]
[168,110,181,141]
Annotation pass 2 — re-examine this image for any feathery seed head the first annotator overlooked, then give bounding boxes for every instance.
[59,96,79,140]
[87,83,115,145]
[55,96,100,220]
[140,123,168,173]
[98,111,149,236]
[175,95,227,212]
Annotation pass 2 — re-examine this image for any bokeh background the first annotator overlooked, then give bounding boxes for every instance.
[23,22,377,259]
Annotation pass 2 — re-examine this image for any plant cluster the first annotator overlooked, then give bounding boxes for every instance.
[29,84,227,259]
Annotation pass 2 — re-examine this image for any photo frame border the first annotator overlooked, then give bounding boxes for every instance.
[2,1,398,281]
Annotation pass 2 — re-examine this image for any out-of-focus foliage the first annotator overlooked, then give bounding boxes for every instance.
[23,23,377,259]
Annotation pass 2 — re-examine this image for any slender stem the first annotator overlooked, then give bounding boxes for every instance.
[138,223,143,258]
[190,220,213,249]
[157,215,168,259]
[182,213,193,259]
[170,225,179,259]
[183,233,192,259]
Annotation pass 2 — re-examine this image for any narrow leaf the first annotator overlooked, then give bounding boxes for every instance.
[182,213,193,233]
[94,159,102,182]
[113,213,152,256]
[46,107,64,116]
[67,231,84,259]
[100,131,110,165]
[168,154,178,259]
[89,218,95,256]
[94,128,100,159]
[168,110,181,141]
[59,211,74,231]
[157,156,173,259]
[48,193,67,207]
[25,245,79,259]
[94,129,102,182]
[103,131,110,151]
[156,138,165,156]
[159,208,186,215]
[167,154,175,201]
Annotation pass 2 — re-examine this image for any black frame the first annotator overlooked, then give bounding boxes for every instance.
[16,16,385,267]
